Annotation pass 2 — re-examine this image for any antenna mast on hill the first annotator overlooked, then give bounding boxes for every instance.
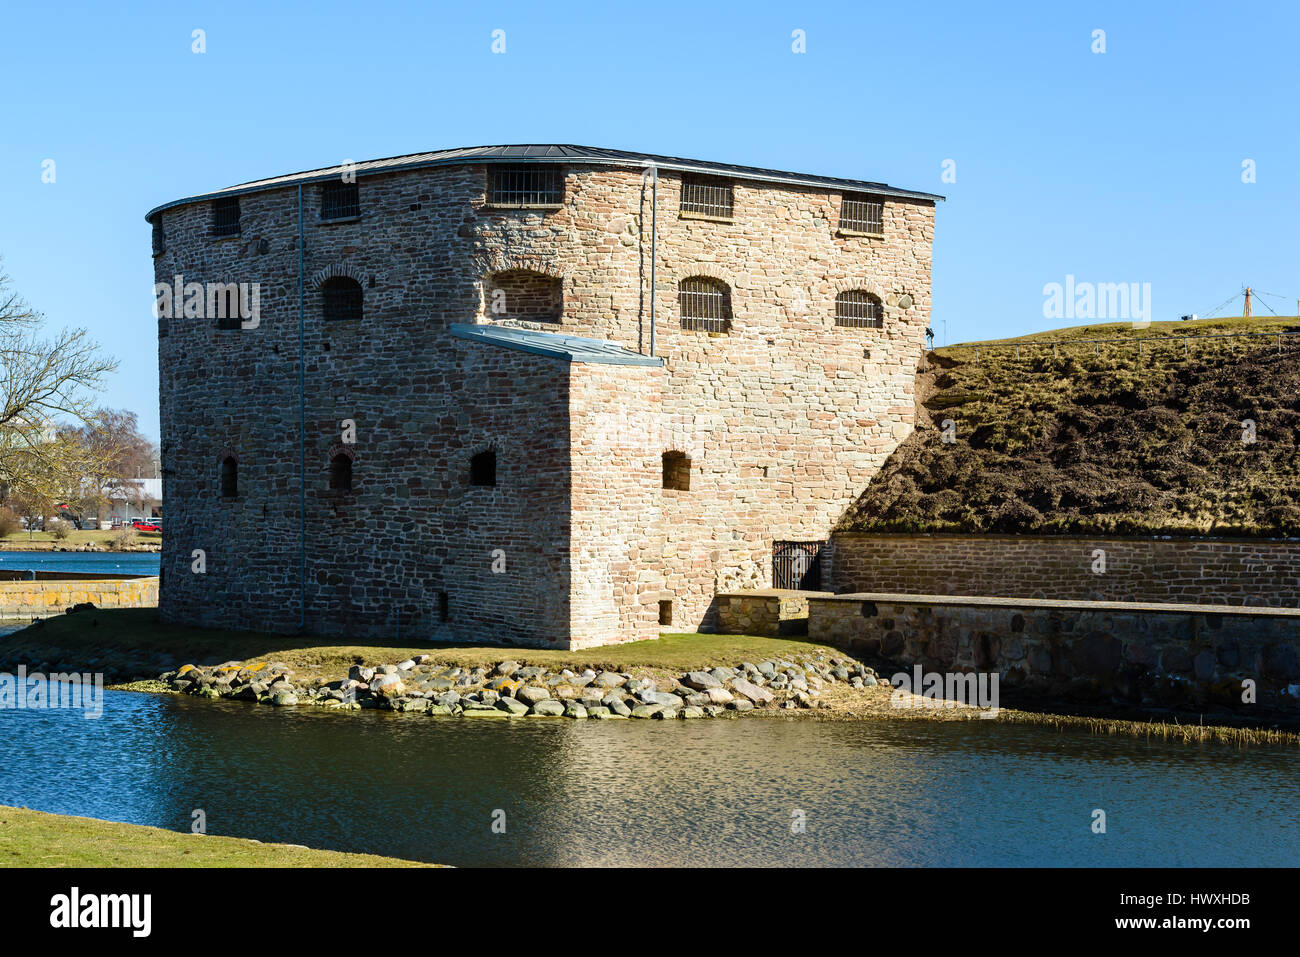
[1243,286,1252,318]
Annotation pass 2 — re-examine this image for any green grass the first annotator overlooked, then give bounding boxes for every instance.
[3,608,838,683]
[0,529,160,547]
[0,805,432,867]
[842,315,1300,536]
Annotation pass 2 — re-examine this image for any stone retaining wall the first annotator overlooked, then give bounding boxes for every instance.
[808,592,1300,713]
[0,577,159,618]
[828,533,1300,607]
[716,589,830,636]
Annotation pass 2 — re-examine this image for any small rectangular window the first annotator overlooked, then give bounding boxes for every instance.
[658,600,673,627]
[680,175,733,218]
[488,167,564,207]
[321,181,360,220]
[151,216,165,256]
[840,193,883,234]
[212,197,241,237]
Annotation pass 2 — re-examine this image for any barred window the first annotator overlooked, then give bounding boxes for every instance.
[322,276,363,321]
[151,216,165,256]
[321,181,360,220]
[680,175,733,218]
[840,193,883,234]
[212,197,241,237]
[488,166,563,206]
[834,290,883,328]
[678,277,732,333]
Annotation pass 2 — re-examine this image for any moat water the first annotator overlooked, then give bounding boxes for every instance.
[0,551,160,576]
[1,684,1295,866]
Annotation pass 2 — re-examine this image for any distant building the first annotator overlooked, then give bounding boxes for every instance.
[103,477,161,524]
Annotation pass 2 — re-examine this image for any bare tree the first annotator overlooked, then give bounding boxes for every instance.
[0,260,118,513]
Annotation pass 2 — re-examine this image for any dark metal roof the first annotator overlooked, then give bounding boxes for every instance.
[145,144,944,220]
[449,322,665,367]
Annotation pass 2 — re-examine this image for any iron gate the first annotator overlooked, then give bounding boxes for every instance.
[773,541,824,590]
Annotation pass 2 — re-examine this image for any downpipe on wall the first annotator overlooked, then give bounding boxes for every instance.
[298,183,307,632]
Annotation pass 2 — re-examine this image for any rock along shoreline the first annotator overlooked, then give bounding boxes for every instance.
[160,654,887,719]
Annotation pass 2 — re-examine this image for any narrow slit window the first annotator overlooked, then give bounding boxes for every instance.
[329,453,353,491]
[220,457,238,498]
[470,450,496,487]
[662,451,691,490]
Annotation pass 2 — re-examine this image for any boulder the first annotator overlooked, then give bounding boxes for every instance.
[370,674,406,698]
[682,671,723,690]
[531,700,565,717]
[730,677,775,705]
[517,686,551,705]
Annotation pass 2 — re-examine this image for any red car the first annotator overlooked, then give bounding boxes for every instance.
[131,520,160,533]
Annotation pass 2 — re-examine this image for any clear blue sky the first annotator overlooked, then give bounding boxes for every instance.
[1,0,1296,441]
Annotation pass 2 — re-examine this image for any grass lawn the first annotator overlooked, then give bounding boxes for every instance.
[5,608,841,682]
[0,805,432,867]
[0,529,161,548]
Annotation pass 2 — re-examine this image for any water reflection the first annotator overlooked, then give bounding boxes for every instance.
[0,688,1295,867]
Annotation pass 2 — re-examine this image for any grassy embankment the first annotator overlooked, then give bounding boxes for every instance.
[8,607,838,683]
[0,805,431,867]
[842,316,1300,536]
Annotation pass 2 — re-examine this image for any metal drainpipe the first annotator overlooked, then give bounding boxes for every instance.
[297,184,307,631]
[649,166,658,358]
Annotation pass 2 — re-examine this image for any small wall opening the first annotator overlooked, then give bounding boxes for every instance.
[658,599,673,627]
[662,451,691,491]
[438,591,450,622]
[470,450,497,487]
[486,270,562,323]
[329,453,353,491]
[219,457,238,498]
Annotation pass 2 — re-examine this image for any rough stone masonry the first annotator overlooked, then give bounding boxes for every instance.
[148,145,939,648]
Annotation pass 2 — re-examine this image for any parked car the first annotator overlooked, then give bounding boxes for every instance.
[131,520,160,533]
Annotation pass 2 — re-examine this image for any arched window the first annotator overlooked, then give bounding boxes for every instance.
[329,452,353,491]
[678,277,732,333]
[662,451,691,491]
[835,290,883,329]
[470,450,496,487]
[322,276,363,321]
[486,270,562,323]
[220,456,238,498]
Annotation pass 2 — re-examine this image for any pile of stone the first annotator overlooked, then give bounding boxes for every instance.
[160,655,886,719]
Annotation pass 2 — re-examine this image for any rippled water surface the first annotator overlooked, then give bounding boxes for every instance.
[0,550,160,576]
[1,687,1296,866]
